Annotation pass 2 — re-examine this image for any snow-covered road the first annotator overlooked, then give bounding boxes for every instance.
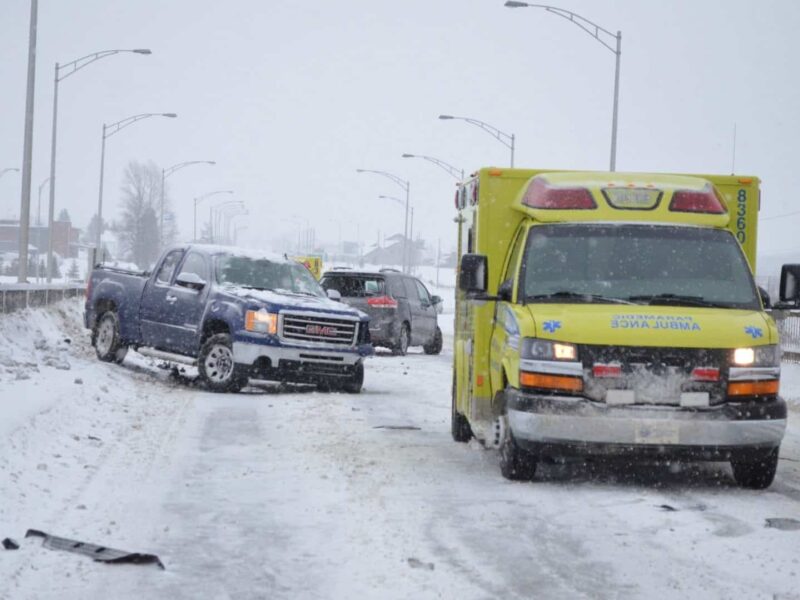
[1,299,799,599]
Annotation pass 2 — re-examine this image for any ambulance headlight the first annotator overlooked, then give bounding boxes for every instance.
[732,345,780,367]
[521,338,578,361]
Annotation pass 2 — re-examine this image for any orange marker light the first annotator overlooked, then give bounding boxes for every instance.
[727,380,779,397]
[520,372,583,392]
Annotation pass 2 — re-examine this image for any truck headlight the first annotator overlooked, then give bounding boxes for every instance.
[732,345,780,367]
[521,338,578,361]
[245,309,277,335]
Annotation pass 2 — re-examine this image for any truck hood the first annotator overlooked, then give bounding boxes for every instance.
[222,286,367,319]
[524,304,774,348]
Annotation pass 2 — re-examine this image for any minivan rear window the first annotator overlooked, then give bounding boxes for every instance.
[321,275,386,297]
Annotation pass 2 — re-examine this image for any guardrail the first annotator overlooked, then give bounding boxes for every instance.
[770,310,800,362]
[0,283,85,315]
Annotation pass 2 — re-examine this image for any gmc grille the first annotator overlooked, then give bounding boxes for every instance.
[280,312,358,346]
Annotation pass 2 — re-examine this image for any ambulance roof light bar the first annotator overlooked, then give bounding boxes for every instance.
[522,176,596,210]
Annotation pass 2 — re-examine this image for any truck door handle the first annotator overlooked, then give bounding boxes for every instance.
[165,295,177,304]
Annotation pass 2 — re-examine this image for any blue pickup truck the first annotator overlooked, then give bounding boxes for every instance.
[84,245,373,393]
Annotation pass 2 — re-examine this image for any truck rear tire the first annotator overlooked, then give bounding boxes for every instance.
[730,446,779,489]
[92,311,128,364]
[451,374,472,442]
[423,326,443,355]
[198,333,248,393]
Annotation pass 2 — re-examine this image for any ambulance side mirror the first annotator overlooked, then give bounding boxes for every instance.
[779,264,800,306]
[459,254,488,295]
[758,286,771,309]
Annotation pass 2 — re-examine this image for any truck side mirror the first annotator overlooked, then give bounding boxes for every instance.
[326,289,342,301]
[459,254,488,295]
[175,272,206,290]
[779,264,800,305]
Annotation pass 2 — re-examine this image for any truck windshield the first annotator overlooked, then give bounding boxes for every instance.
[520,223,760,309]
[216,255,325,297]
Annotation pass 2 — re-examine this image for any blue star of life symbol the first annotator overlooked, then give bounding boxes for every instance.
[744,326,763,339]
[543,320,562,334]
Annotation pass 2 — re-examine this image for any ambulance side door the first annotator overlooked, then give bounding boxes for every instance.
[489,224,526,397]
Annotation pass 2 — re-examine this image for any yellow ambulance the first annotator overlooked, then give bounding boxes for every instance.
[453,168,787,488]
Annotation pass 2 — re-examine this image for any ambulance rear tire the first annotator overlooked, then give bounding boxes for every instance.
[730,446,779,490]
[451,374,472,443]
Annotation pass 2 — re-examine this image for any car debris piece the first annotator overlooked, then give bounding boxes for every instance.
[765,518,800,531]
[25,529,164,569]
[2,538,19,550]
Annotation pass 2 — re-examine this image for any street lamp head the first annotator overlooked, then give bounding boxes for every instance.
[207,161,216,165]
[401,154,415,158]
[504,1,528,7]
[356,169,366,173]
[162,113,178,118]
[438,115,454,120]
[132,48,152,54]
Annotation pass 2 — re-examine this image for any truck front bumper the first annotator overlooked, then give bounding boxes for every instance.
[506,388,787,459]
[232,337,372,383]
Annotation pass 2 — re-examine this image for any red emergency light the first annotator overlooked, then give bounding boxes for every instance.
[593,364,622,378]
[522,177,596,210]
[691,367,720,382]
[669,185,726,214]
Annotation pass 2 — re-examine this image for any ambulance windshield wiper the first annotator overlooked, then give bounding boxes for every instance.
[627,293,728,308]
[525,291,639,305]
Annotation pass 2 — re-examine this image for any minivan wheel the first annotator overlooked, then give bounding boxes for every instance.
[423,326,443,355]
[393,323,410,356]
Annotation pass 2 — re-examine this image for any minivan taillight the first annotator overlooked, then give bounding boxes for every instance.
[367,295,398,308]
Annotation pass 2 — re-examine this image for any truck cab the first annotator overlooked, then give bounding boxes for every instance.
[453,169,787,489]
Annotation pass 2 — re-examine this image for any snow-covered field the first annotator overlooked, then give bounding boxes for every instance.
[1,300,799,599]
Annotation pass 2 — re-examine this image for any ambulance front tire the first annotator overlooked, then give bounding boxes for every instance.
[730,446,779,490]
[499,430,538,481]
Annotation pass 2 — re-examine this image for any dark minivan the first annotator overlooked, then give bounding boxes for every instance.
[320,269,443,356]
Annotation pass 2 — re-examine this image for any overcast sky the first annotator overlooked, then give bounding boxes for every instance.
[2,0,799,260]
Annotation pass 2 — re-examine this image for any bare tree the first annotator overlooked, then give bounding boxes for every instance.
[116,160,177,268]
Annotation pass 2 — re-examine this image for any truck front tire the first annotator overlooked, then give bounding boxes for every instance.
[198,333,248,393]
[92,311,128,364]
[730,446,779,489]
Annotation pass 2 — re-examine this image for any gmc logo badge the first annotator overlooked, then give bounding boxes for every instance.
[306,324,337,336]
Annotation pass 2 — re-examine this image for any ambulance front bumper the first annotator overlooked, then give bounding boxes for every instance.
[506,389,786,458]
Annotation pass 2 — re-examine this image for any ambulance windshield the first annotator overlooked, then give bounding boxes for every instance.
[521,223,760,309]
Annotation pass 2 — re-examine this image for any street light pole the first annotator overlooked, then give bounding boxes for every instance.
[95,112,177,263]
[357,169,411,273]
[46,48,151,282]
[17,0,38,283]
[209,200,244,244]
[402,153,464,180]
[193,190,233,241]
[36,177,50,282]
[160,160,215,247]
[438,114,515,167]
[504,1,621,171]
